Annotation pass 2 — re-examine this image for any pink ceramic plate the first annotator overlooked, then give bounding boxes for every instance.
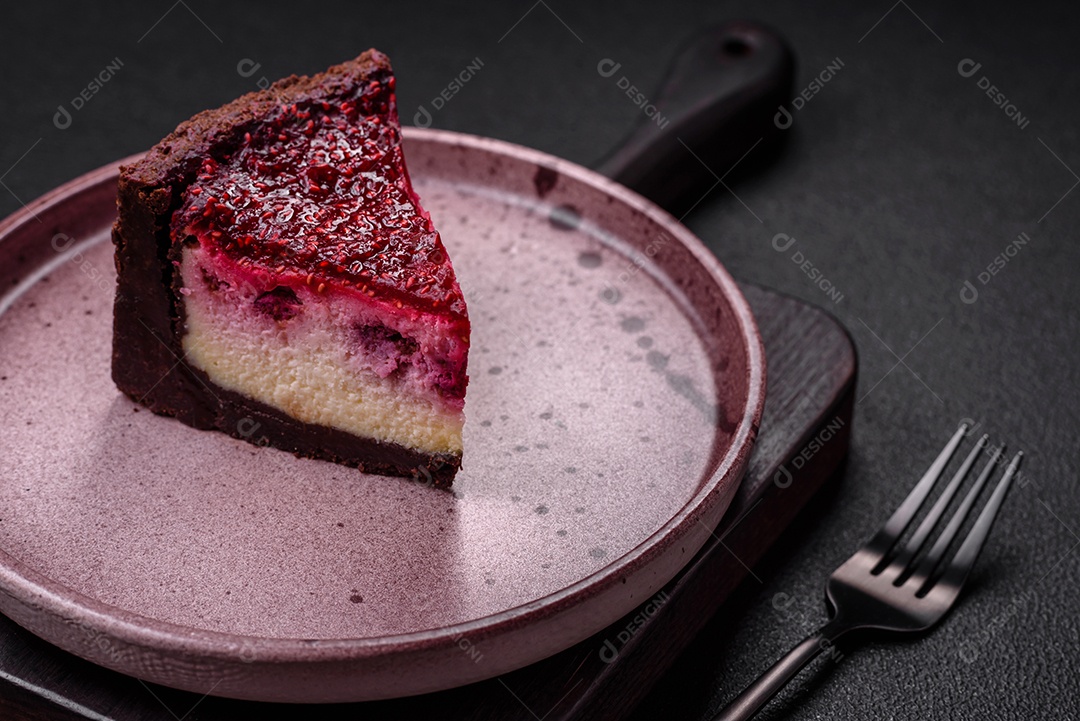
[0,128,764,703]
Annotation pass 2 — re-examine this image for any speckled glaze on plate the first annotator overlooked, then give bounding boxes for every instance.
[0,128,764,703]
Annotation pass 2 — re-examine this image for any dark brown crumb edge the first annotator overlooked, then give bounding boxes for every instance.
[110,49,460,487]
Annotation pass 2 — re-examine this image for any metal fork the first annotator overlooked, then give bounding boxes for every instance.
[713,423,1023,721]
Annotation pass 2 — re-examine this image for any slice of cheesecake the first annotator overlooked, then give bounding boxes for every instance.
[112,50,469,487]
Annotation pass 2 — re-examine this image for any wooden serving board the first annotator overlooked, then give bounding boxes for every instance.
[0,281,855,720]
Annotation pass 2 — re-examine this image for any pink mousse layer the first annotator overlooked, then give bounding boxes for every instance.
[182,239,468,410]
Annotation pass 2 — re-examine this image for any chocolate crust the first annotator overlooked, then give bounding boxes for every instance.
[111,50,460,486]
[205,372,460,489]
[120,51,393,191]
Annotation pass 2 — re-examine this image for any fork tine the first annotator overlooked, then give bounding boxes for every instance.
[867,423,968,565]
[932,451,1022,591]
[909,444,1008,588]
[887,434,989,576]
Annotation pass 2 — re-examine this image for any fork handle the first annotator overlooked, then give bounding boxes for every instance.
[710,630,835,721]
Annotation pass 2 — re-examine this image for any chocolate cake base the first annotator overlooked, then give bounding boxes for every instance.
[114,354,460,488]
[200,370,460,489]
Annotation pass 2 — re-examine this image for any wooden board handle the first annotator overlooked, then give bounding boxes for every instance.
[595,20,795,213]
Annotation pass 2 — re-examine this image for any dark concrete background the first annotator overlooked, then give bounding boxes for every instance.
[1,1,1077,719]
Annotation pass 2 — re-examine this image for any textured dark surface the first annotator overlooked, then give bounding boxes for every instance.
[1,1,1077,719]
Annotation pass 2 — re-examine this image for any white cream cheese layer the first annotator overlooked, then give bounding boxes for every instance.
[178,245,463,455]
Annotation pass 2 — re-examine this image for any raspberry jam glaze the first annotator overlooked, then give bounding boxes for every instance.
[171,79,466,319]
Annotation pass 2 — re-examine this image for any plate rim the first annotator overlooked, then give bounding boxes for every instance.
[0,127,765,673]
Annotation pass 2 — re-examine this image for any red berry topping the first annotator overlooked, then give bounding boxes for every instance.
[172,78,465,318]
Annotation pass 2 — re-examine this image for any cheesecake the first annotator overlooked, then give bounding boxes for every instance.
[111,50,469,487]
